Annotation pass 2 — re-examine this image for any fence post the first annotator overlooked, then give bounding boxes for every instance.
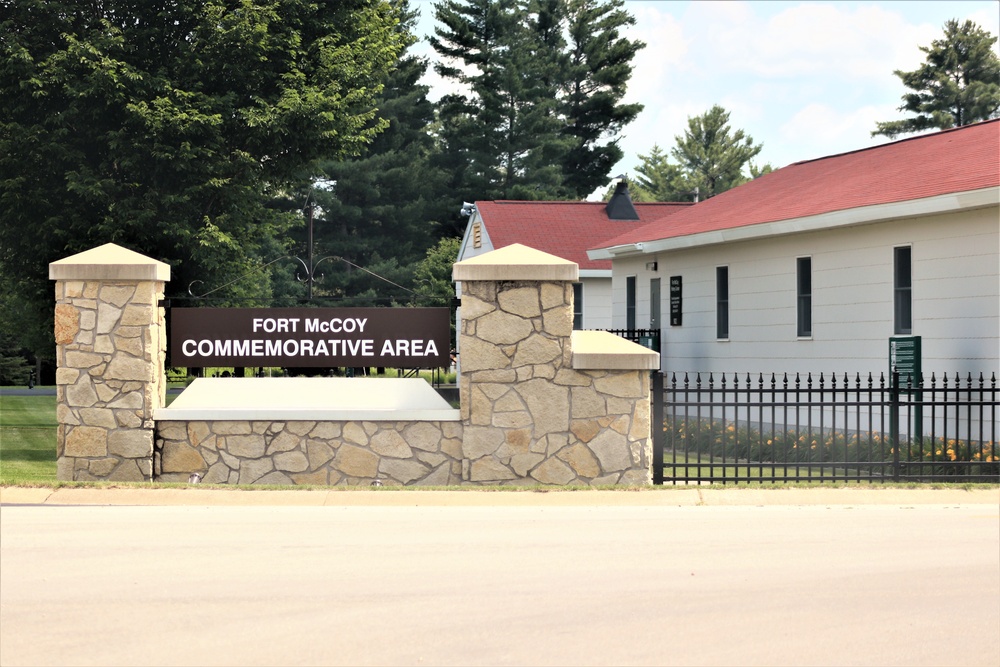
[890,370,901,481]
[652,371,664,485]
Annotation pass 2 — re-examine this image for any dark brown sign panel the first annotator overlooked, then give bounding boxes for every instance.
[669,275,682,326]
[170,308,450,368]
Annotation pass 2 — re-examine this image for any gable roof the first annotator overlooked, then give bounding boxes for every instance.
[473,200,689,270]
[591,119,1000,256]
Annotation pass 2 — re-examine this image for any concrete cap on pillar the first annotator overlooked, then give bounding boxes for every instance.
[571,331,660,370]
[49,243,171,282]
[452,243,579,282]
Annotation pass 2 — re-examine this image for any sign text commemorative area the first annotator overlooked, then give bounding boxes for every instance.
[169,307,450,368]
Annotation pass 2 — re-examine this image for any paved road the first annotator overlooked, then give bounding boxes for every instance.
[2,499,997,666]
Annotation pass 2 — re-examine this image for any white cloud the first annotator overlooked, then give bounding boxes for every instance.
[410,0,1000,186]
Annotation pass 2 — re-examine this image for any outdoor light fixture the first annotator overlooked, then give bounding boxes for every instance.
[646,261,658,271]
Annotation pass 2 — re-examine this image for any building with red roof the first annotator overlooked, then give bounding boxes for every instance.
[457,183,689,329]
[588,120,999,376]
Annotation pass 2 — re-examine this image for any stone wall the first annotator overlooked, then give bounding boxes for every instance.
[458,279,652,485]
[156,420,463,485]
[52,242,655,486]
[53,280,167,481]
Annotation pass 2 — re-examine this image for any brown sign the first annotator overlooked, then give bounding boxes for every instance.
[170,307,450,368]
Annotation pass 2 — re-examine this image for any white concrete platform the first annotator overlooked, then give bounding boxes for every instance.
[571,330,660,370]
[153,377,460,421]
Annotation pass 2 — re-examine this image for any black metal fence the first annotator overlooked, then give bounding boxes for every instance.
[653,371,999,484]
[598,328,660,352]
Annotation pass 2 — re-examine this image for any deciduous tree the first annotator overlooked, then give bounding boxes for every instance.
[0,0,405,359]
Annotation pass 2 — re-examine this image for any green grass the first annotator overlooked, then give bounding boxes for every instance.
[2,390,994,491]
[0,393,57,484]
[662,449,893,483]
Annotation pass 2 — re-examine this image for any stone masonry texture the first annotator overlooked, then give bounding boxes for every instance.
[459,280,651,485]
[55,279,167,481]
[52,247,651,486]
[155,420,464,486]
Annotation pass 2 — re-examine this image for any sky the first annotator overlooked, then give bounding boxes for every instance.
[407,0,1000,194]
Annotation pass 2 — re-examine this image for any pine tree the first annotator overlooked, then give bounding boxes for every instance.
[559,0,644,198]
[873,19,1000,138]
[630,144,687,202]
[625,107,765,203]
[671,105,763,200]
[302,2,450,306]
[429,0,643,202]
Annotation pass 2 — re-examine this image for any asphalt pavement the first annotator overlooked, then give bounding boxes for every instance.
[1,492,997,667]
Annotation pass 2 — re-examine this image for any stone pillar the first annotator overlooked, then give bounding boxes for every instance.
[49,244,170,481]
[453,244,657,485]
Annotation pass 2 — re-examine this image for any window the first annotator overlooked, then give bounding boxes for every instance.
[716,266,729,339]
[894,246,912,334]
[797,257,812,337]
[626,276,636,329]
[572,283,583,330]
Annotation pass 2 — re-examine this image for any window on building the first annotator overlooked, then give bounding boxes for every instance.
[716,266,729,339]
[797,257,812,337]
[626,276,636,329]
[573,283,583,330]
[894,246,912,334]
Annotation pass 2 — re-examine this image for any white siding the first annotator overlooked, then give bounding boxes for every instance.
[579,277,613,330]
[611,207,999,377]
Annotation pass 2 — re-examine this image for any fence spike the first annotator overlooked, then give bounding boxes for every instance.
[783,372,789,389]
[771,373,777,388]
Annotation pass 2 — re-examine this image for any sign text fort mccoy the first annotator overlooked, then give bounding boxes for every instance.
[170,307,450,368]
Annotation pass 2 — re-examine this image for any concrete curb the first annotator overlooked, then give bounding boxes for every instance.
[2,486,997,507]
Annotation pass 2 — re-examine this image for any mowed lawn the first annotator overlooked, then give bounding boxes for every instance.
[0,393,57,484]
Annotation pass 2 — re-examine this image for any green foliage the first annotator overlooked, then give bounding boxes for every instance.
[666,418,1000,480]
[0,332,32,386]
[302,2,451,304]
[412,236,461,304]
[0,1,406,354]
[430,0,643,203]
[630,144,688,202]
[873,19,1000,138]
[670,105,763,200]
[412,236,461,347]
[0,395,57,484]
[627,106,765,202]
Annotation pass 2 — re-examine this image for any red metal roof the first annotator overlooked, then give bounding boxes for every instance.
[474,200,689,270]
[596,119,1000,250]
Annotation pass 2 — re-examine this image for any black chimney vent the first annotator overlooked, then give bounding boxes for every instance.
[606,177,640,221]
